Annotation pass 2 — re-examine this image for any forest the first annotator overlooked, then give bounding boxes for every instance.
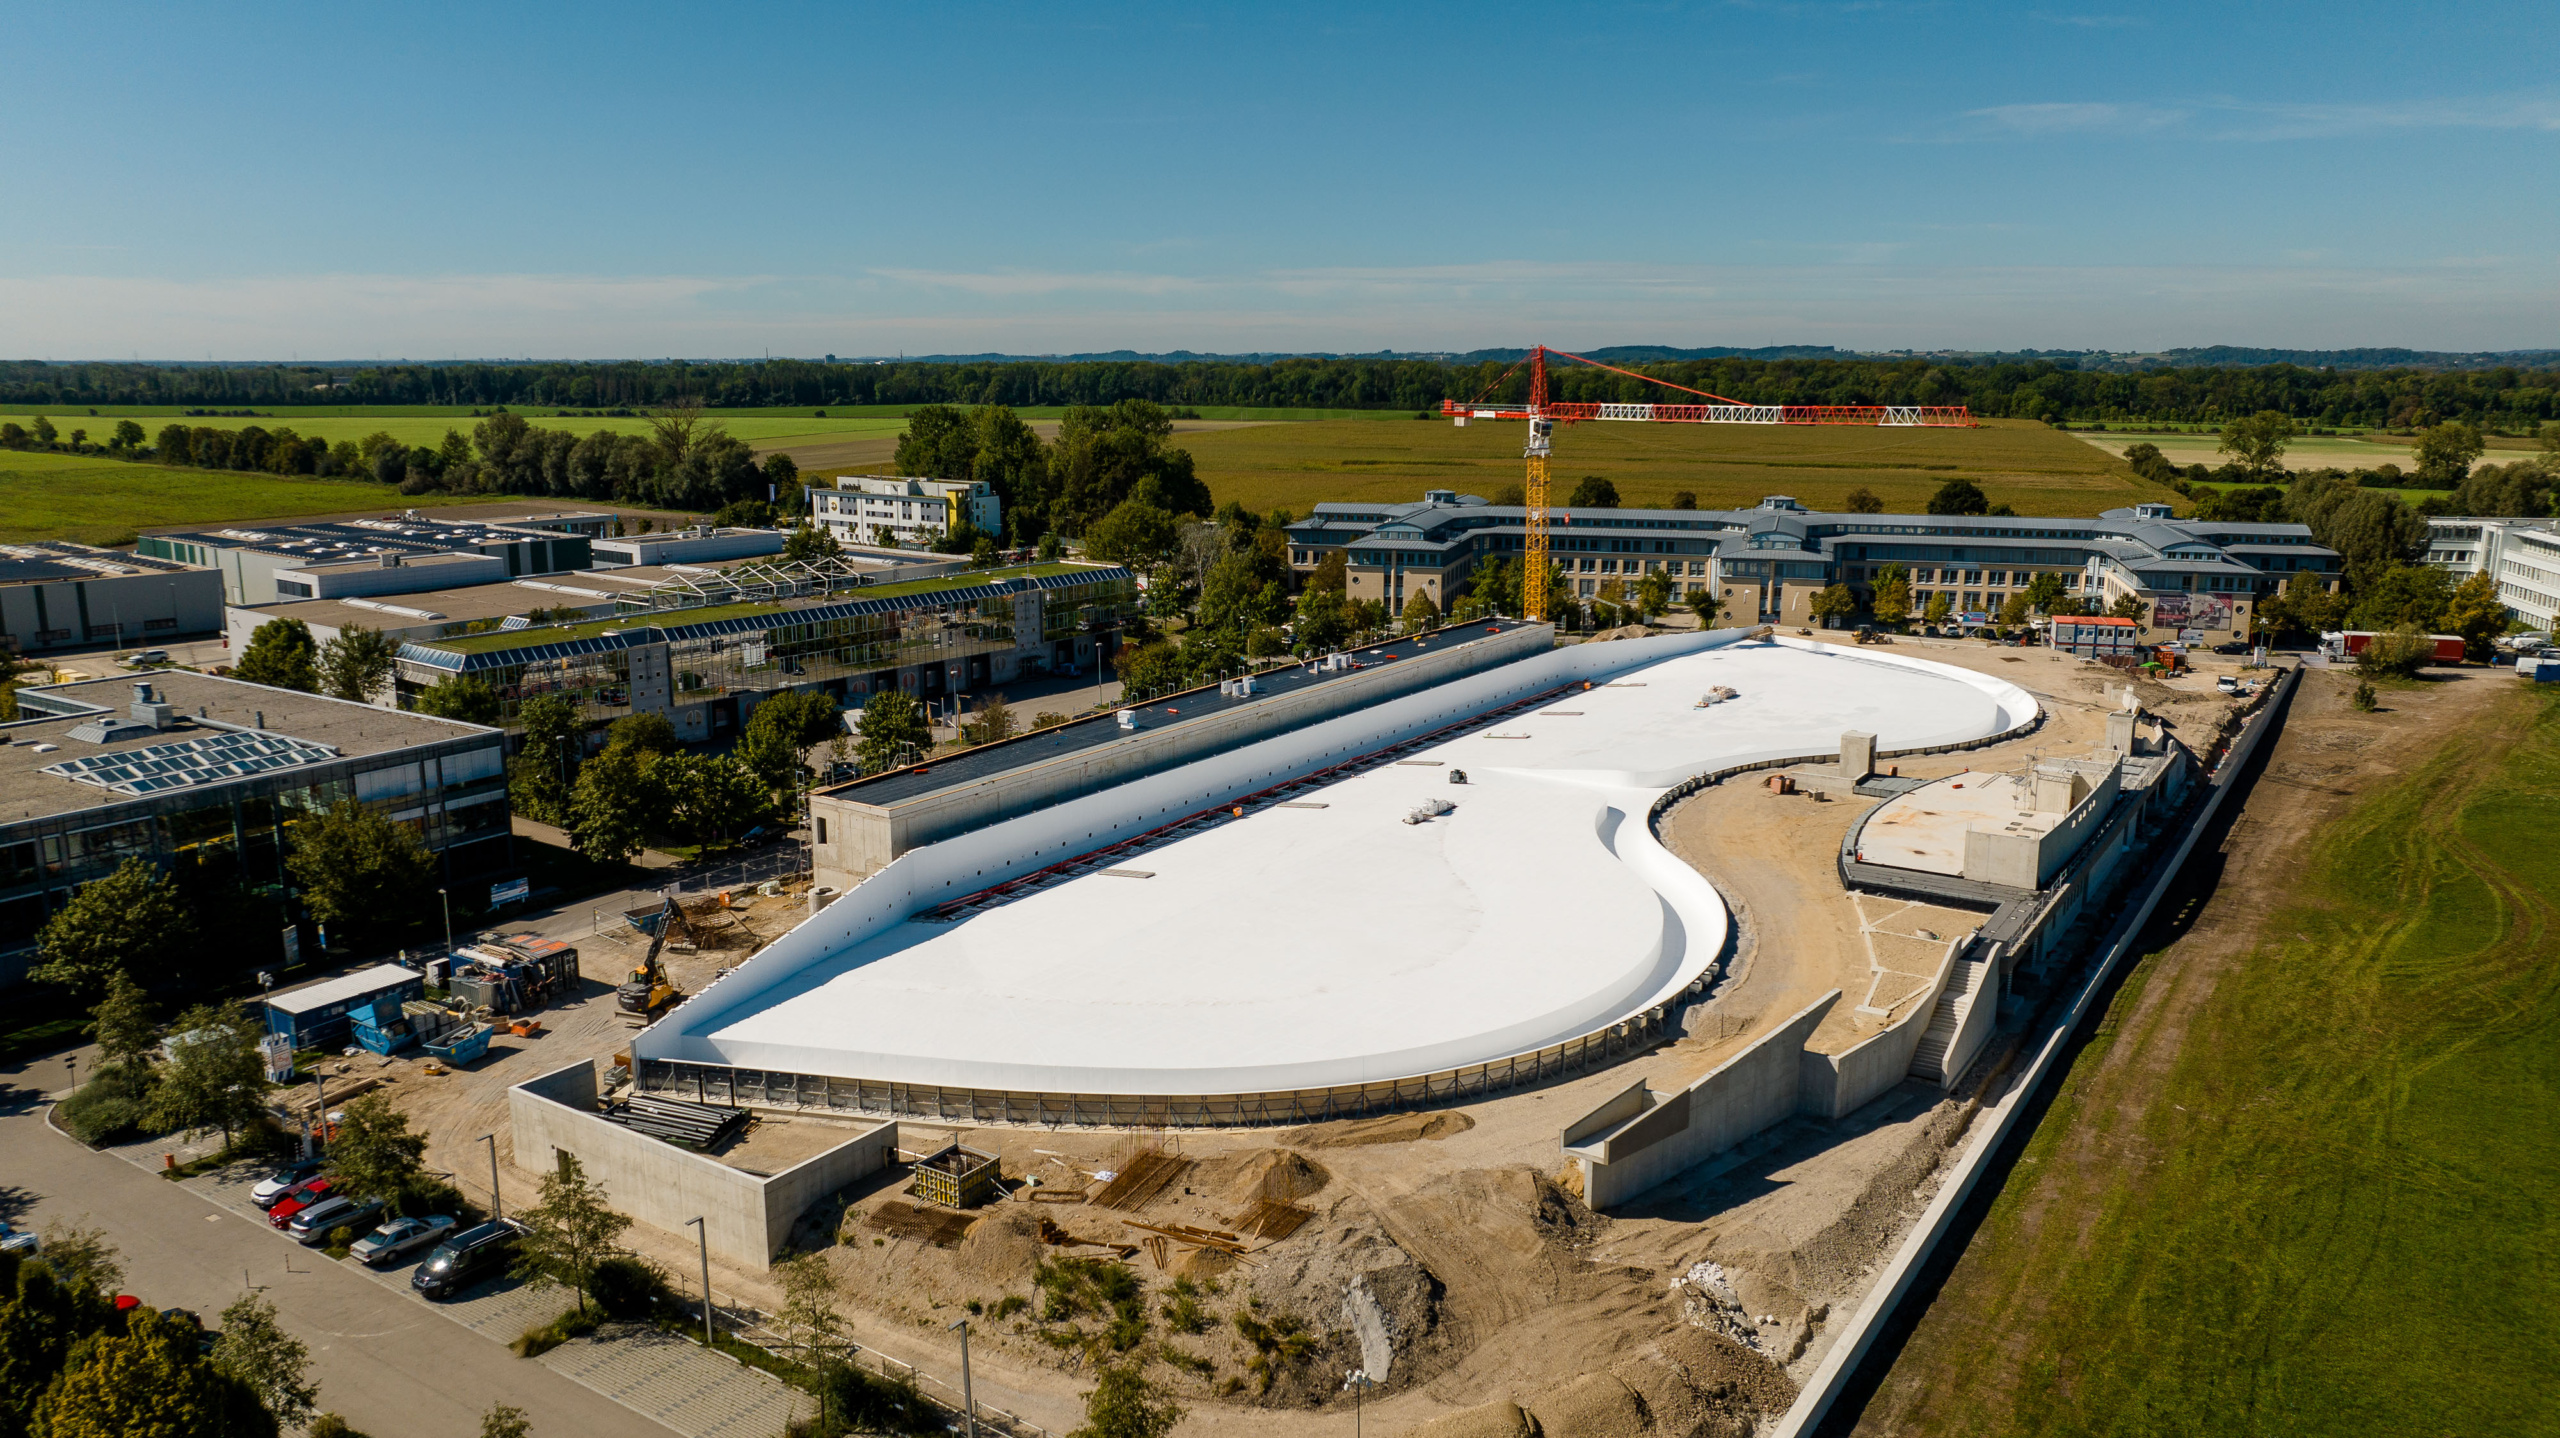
[4,354,2557,430]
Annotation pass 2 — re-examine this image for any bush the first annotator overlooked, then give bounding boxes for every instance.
[391,1173,482,1225]
[2352,680,2380,712]
[2355,627,2434,679]
[798,1359,935,1436]
[511,1306,599,1358]
[55,1061,156,1145]
[308,1415,371,1438]
[590,1254,676,1319]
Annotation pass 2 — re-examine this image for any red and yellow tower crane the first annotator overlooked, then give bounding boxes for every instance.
[1445,346,1975,621]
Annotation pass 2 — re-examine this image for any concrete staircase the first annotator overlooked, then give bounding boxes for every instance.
[1910,957,1990,1085]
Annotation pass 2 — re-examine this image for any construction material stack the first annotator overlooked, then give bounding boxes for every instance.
[603,1092,748,1151]
[910,1143,1000,1209]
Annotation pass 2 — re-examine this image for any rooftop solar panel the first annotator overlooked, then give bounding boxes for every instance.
[41,728,342,795]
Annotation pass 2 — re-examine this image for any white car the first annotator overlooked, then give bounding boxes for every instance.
[0,1223,38,1255]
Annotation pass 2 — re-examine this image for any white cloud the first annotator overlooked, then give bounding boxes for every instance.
[1966,102,2187,135]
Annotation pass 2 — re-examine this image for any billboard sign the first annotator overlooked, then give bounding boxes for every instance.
[489,877,531,908]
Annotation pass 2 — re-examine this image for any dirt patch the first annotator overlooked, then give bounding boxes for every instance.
[1193,1147,1331,1208]
[955,1205,1047,1287]
[1283,1110,1477,1148]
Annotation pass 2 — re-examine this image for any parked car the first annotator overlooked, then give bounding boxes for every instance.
[412,1219,524,1300]
[122,649,170,667]
[267,1177,336,1229]
[351,1215,458,1268]
[2212,641,2251,655]
[0,1223,37,1255]
[288,1195,385,1247]
[250,1159,327,1209]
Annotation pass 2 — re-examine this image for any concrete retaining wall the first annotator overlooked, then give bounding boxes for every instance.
[1567,991,1841,1210]
[1800,934,1967,1121]
[508,1059,897,1270]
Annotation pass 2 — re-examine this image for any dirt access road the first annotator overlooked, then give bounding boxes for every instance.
[1830,664,2526,1436]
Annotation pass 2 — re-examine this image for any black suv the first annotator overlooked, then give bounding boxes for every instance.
[411,1219,522,1300]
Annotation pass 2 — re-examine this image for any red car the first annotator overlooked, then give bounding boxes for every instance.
[267,1177,335,1230]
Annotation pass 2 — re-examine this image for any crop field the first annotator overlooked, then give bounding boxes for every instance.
[2068,428,2546,474]
[1850,675,2560,1437]
[0,450,489,546]
[1179,416,2160,517]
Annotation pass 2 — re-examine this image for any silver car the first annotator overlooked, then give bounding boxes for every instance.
[350,1215,458,1268]
[286,1195,383,1247]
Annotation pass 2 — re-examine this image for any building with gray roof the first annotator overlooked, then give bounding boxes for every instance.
[0,670,511,987]
[0,542,225,656]
[1287,491,2341,643]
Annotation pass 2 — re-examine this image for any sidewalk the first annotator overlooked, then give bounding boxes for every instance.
[95,1127,805,1438]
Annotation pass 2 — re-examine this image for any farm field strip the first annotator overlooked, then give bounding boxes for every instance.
[1849,676,2560,1438]
[3,411,911,448]
[0,451,496,545]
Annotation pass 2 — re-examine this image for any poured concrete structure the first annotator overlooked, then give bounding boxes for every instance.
[508,1059,895,1270]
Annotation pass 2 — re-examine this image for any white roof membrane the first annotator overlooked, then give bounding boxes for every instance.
[677,639,2033,1097]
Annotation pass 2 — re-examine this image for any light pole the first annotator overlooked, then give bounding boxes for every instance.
[947,1317,978,1438]
[477,1133,501,1220]
[1344,1368,1373,1436]
[685,1217,714,1348]
[438,888,453,956]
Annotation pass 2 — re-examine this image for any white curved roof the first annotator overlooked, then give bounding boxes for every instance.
[674,639,2033,1096]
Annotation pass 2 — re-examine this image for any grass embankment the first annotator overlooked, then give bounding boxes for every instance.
[0,450,493,546]
[1864,686,2560,1436]
[1181,416,2160,518]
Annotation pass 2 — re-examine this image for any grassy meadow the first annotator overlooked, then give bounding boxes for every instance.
[1179,415,2160,517]
[0,449,500,546]
[1865,683,2560,1436]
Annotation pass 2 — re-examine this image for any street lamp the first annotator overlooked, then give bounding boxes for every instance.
[438,888,453,956]
[947,1318,979,1437]
[477,1133,501,1220]
[684,1217,714,1348]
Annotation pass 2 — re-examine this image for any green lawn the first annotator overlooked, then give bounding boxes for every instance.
[6,411,910,449]
[1873,685,2560,1435]
[0,450,495,545]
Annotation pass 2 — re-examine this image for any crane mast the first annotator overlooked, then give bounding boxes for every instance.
[1455,344,1975,628]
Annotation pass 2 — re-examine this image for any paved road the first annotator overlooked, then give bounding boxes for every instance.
[0,1059,673,1438]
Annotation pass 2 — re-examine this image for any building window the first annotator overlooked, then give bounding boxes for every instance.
[816,818,828,845]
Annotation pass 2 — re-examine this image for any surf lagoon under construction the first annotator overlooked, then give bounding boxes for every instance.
[631,629,2037,1114]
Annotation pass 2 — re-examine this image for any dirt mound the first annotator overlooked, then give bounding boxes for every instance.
[1529,1372,1647,1438]
[1409,1399,1539,1438]
[1283,1109,1477,1149]
[953,1205,1044,1286]
[1192,1147,1331,1208]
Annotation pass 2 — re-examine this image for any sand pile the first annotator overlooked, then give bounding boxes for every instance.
[954,1206,1044,1287]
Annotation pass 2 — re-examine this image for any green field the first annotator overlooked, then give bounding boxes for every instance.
[1178,416,2159,517]
[1863,682,2560,1435]
[0,450,496,546]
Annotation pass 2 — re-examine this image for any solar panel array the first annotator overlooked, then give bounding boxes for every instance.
[41,729,341,795]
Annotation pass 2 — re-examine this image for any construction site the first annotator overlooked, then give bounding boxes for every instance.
[332,610,2232,1435]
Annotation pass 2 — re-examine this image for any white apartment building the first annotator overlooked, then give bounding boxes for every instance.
[2424,516,2560,632]
[811,476,1001,550]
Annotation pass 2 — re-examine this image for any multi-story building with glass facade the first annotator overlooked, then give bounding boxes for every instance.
[391,562,1136,743]
[1287,492,2340,644]
[1,671,510,986]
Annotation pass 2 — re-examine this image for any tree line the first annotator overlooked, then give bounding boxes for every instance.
[9,353,2559,428]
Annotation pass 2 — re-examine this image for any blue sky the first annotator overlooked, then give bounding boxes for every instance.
[4,0,2555,357]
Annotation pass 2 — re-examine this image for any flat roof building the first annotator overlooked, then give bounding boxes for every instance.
[1,671,511,987]
[0,542,225,656]
[138,512,600,605]
[2423,515,2560,632]
[811,476,1001,550]
[391,561,1135,743]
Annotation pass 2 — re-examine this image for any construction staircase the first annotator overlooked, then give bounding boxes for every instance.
[1910,955,1992,1085]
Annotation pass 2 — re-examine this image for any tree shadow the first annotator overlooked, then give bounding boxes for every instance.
[0,1183,31,1225]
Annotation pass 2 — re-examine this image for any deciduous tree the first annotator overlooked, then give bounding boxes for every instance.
[35,858,196,998]
[2412,420,2486,488]
[286,800,434,945]
[89,972,158,1070]
[853,690,929,774]
[144,1003,267,1148]
[233,619,320,693]
[1925,479,1988,516]
[1869,563,1911,626]
[512,1153,632,1317]
[2217,410,2297,480]
[328,1093,428,1207]
[1842,486,1884,514]
[1564,476,1619,508]
[510,694,584,823]
[1399,587,1441,632]
[567,747,652,865]
[2443,570,2509,658]
[317,624,397,705]
[211,1291,317,1430]
[412,674,501,725]
[1809,583,1858,626]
